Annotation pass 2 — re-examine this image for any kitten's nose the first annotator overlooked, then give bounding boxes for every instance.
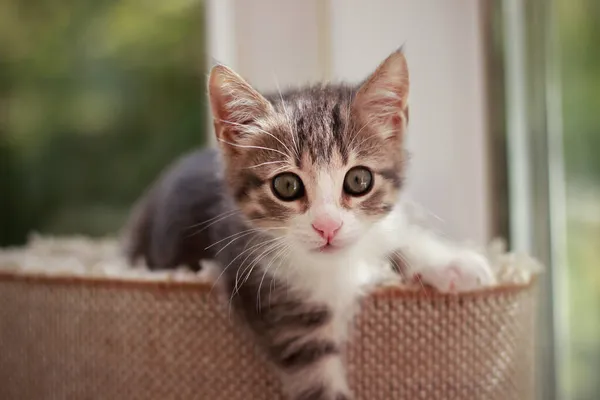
[312,218,342,242]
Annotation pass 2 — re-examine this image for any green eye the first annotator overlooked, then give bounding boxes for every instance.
[272,173,305,201]
[343,166,373,196]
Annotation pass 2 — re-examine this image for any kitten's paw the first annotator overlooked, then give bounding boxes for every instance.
[417,251,496,293]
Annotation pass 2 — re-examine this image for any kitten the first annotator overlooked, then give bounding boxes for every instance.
[123,49,495,399]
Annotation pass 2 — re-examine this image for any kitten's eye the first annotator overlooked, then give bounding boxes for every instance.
[272,173,305,201]
[343,167,373,196]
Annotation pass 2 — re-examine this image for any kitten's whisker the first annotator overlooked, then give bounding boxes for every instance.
[187,212,241,238]
[410,269,428,296]
[210,237,279,295]
[206,228,261,250]
[218,138,291,160]
[239,239,285,291]
[415,274,427,292]
[261,243,290,305]
[271,164,291,174]
[246,218,287,225]
[226,242,269,317]
[349,113,392,150]
[371,110,399,119]
[220,118,295,158]
[257,243,289,311]
[244,160,288,169]
[348,117,373,149]
[233,237,284,295]
[234,239,276,293]
[215,233,265,256]
[351,109,406,149]
[391,250,411,278]
[185,209,239,230]
[274,77,300,159]
[240,230,266,252]
[405,202,445,226]
[393,250,429,297]
[268,246,291,307]
[342,102,352,148]
[214,227,286,255]
[217,237,279,316]
[354,129,398,149]
[206,226,285,251]
[229,239,285,310]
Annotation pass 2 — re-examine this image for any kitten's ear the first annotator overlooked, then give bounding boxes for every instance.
[353,49,410,139]
[208,64,273,142]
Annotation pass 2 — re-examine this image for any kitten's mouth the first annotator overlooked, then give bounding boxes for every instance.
[316,243,341,253]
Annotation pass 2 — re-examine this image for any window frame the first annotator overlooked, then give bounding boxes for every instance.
[482,0,568,399]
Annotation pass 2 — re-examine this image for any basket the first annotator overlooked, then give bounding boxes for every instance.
[0,270,536,400]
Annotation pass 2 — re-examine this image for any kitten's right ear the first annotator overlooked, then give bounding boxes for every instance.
[208,65,273,143]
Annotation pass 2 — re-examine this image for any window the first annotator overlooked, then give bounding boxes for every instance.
[491,0,600,398]
[0,0,207,245]
[558,0,600,398]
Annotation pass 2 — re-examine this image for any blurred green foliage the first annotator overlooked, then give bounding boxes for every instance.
[558,0,600,399]
[560,0,600,182]
[0,0,207,244]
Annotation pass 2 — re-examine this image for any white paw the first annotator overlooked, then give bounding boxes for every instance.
[416,251,496,293]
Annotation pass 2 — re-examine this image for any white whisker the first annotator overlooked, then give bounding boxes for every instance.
[244,160,288,169]
[271,164,291,174]
[233,237,284,294]
[220,118,295,158]
[209,236,278,295]
[348,117,374,149]
[213,227,286,255]
[187,211,241,238]
[225,238,285,316]
[205,228,260,251]
[354,129,397,149]
[185,209,239,230]
[256,243,289,311]
[392,250,428,296]
[218,138,290,159]
[268,245,291,307]
[274,77,300,159]
[238,238,285,291]
[342,102,352,145]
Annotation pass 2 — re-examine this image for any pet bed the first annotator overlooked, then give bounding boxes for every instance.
[0,236,540,400]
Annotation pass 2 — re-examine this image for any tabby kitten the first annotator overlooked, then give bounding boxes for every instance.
[124,49,494,400]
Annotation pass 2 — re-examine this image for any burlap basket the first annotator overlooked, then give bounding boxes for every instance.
[0,271,536,400]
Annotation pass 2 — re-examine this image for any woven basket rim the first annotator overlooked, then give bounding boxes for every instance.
[0,270,536,299]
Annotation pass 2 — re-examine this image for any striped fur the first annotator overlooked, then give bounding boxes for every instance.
[206,50,411,400]
[124,49,496,399]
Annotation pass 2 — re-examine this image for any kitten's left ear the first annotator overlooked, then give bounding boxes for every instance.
[353,49,410,139]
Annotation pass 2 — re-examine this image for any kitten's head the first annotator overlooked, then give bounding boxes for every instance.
[209,50,409,256]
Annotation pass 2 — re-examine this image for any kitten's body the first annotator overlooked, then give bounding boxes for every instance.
[123,50,494,400]
[124,148,227,270]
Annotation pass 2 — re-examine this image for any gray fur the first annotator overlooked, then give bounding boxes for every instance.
[122,49,409,400]
[122,145,352,399]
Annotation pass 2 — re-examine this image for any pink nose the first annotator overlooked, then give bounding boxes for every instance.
[312,218,342,242]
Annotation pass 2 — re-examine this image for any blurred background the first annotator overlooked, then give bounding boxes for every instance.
[0,0,598,399]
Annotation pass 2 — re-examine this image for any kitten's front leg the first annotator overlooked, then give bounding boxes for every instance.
[396,224,496,292]
[231,272,352,400]
[413,248,496,292]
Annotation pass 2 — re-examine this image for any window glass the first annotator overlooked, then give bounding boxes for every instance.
[558,1,600,398]
[0,0,207,245]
